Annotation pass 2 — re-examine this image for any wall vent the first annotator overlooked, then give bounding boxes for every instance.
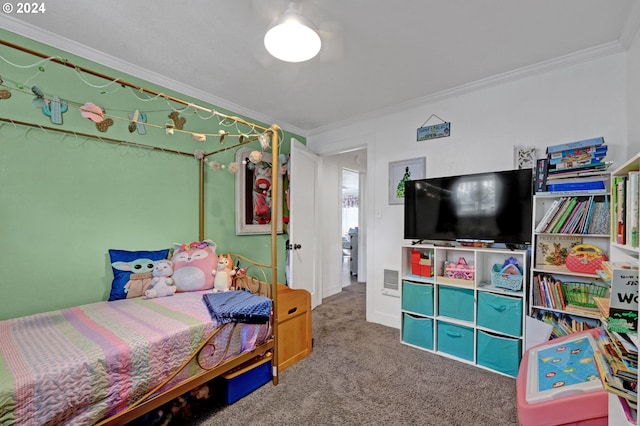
[382,269,400,297]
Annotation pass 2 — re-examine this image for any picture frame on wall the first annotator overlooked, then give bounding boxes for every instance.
[388,157,426,205]
[235,147,283,235]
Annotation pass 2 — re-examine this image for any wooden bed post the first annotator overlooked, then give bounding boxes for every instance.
[199,157,205,241]
[270,124,280,385]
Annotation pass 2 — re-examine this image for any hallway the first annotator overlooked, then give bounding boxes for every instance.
[342,256,358,287]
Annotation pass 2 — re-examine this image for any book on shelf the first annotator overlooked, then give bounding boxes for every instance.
[615,176,628,245]
[548,145,608,165]
[532,309,599,338]
[546,168,611,181]
[587,199,610,234]
[618,396,638,424]
[536,195,609,234]
[545,198,574,233]
[609,266,639,333]
[545,136,605,155]
[594,327,638,403]
[601,327,638,382]
[551,198,578,233]
[535,235,582,267]
[535,197,565,232]
[548,156,608,172]
[534,158,548,193]
[546,178,606,193]
[548,161,611,176]
[627,171,639,248]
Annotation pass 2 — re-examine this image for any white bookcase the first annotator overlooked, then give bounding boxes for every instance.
[529,190,610,335]
[400,244,527,377]
[607,154,640,426]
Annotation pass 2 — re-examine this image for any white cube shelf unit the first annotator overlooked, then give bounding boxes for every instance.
[400,244,528,377]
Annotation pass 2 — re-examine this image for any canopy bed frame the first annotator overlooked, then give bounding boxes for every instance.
[0,39,287,425]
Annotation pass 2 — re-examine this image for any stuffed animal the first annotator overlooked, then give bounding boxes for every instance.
[171,240,217,292]
[145,260,177,298]
[112,258,155,298]
[212,254,234,293]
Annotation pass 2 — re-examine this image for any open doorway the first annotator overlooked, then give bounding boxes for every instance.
[342,168,359,288]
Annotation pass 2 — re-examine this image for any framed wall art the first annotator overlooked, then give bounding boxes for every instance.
[388,157,426,205]
[235,147,283,235]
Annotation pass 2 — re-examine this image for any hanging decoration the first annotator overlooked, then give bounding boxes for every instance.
[168,111,186,130]
[79,102,105,123]
[417,113,451,141]
[0,76,10,100]
[128,110,147,134]
[0,39,289,173]
[41,95,68,125]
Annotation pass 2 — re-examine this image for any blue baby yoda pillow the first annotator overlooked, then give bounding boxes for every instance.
[108,248,170,301]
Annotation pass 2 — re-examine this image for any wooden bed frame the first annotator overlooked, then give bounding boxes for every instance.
[1,40,287,426]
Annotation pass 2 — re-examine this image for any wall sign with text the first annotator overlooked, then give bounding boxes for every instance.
[417,121,450,141]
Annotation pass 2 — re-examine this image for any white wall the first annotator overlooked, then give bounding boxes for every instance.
[308,52,628,328]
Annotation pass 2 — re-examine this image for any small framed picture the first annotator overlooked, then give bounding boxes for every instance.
[388,157,426,205]
[515,146,537,169]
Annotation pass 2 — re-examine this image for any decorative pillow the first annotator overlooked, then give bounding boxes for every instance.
[108,248,171,301]
[171,240,217,292]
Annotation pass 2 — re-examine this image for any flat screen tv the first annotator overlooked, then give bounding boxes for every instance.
[404,169,533,245]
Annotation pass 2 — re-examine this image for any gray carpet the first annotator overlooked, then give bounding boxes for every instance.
[194,282,519,425]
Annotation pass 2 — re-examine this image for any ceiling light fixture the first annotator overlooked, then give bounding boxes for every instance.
[264,2,321,63]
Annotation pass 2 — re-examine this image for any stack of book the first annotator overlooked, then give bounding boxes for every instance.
[535,137,611,193]
[594,327,638,406]
[531,309,599,338]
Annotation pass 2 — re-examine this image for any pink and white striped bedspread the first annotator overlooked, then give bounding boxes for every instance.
[0,292,271,425]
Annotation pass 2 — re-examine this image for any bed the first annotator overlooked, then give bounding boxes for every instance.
[0,40,288,426]
[0,286,274,425]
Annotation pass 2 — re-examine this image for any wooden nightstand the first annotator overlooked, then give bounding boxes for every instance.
[276,284,312,372]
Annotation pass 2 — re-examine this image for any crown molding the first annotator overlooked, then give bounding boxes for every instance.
[308,41,626,136]
[0,15,308,138]
[620,0,640,49]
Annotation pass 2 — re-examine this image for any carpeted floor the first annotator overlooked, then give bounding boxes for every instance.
[191,282,519,425]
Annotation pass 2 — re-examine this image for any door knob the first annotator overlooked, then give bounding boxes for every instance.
[286,241,302,250]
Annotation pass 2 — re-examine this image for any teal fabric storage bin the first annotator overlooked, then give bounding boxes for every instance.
[438,286,474,322]
[477,292,523,336]
[402,313,433,350]
[476,330,522,377]
[402,281,434,316]
[437,321,474,361]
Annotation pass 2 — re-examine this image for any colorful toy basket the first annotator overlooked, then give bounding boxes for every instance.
[445,257,475,281]
[490,264,523,291]
[561,281,608,308]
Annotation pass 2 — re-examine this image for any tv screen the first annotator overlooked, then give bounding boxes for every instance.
[404,169,533,245]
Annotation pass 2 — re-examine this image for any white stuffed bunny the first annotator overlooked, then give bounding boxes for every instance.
[145,260,177,298]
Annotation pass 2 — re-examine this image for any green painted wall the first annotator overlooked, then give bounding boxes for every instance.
[0,30,303,320]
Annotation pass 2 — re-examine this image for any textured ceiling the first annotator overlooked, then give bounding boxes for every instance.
[2,0,639,135]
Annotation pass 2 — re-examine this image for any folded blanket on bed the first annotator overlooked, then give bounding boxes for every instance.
[202,290,272,324]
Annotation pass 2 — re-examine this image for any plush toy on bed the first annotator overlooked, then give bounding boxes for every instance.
[145,259,177,298]
[212,254,234,293]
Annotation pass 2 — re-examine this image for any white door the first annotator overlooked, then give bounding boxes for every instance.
[288,138,321,308]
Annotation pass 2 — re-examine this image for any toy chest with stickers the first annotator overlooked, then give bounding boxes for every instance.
[516,329,607,426]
